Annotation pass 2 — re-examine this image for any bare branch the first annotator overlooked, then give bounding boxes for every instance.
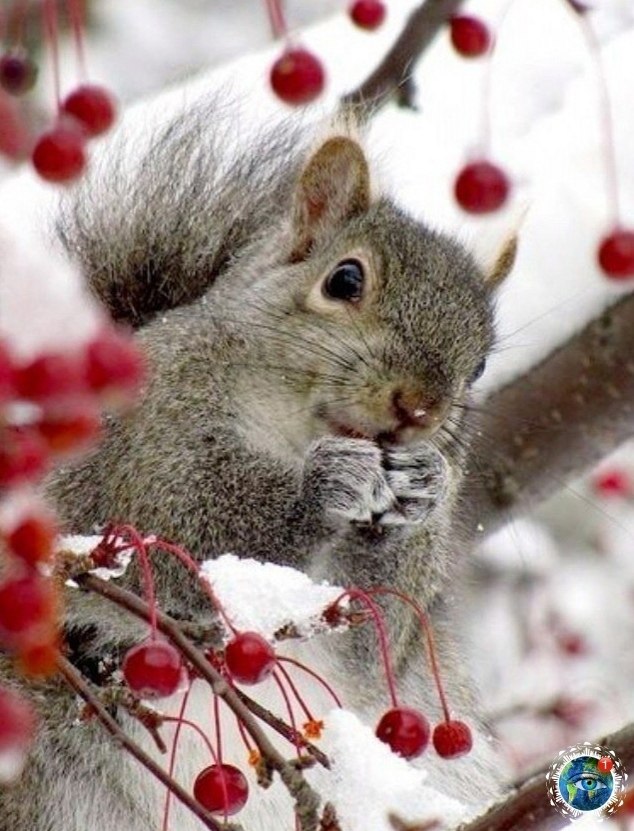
[342,0,465,111]
[461,292,634,538]
[457,720,634,831]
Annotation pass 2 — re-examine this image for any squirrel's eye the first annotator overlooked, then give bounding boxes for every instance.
[323,260,365,303]
[470,358,487,383]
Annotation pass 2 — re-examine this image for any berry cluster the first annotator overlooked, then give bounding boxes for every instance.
[0,0,117,182]
[0,329,144,665]
[93,530,472,821]
[448,9,634,280]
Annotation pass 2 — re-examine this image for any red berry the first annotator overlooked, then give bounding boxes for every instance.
[122,640,183,699]
[0,688,36,753]
[0,52,38,96]
[454,161,510,214]
[193,764,249,816]
[62,84,116,137]
[85,329,145,399]
[349,0,386,30]
[433,720,473,758]
[7,514,57,568]
[0,575,55,646]
[557,632,588,656]
[35,407,101,454]
[0,427,49,486]
[450,16,492,58]
[13,352,86,404]
[224,632,276,685]
[376,707,430,759]
[598,230,634,279]
[270,48,325,106]
[593,468,631,497]
[18,638,59,677]
[0,340,14,403]
[32,123,87,183]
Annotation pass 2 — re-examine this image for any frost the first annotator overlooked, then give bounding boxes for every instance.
[199,554,344,639]
[321,710,467,830]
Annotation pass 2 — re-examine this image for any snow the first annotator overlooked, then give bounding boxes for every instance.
[321,709,467,830]
[59,534,132,581]
[199,554,345,640]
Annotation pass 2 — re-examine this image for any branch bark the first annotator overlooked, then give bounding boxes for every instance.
[457,720,634,831]
[342,0,465,110]
[460,292,634,538]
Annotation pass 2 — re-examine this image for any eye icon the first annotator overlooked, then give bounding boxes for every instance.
[573,776,608,792]
[558,756,614,812]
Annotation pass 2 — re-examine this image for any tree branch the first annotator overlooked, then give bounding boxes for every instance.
[457,720,634,831]
[56,656,226,831]
[461,292,634,538]
[77,573,323,831]
[342,0,465,111]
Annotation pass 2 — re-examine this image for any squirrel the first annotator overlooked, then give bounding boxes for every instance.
[0,98,516,831]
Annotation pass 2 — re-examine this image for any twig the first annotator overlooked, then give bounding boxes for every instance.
[461,292,634,539]
[232,686,330,769]
[457,719,634,831]
[342,0,465,111]
[56,655,227,831]
[77,573,323,831]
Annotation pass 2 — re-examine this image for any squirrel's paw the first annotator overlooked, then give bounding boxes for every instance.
[378,444,448,526]
[303,436,394,523]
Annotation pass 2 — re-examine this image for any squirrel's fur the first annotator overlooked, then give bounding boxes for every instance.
[0,97,513,831]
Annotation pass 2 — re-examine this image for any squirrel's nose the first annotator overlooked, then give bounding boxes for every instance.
[391,387,446,433]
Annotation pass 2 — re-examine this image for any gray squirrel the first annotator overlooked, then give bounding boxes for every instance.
[0,98,515,831]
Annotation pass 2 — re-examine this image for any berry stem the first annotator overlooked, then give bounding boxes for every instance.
[42,0,61,108]
[575,13,621,227]
[66,0,87,80]
[264,0,288,41]
[368,587,451,722]
[162,687,191,831]
[116,525,159,637]
[235,713,255,755]
[277,656,343,708]
[7,0,30,45]
[478,1,513,155]
[331,588,399,709]
[272,669,303,756]
[275,660,314,722]
[161,714,220,761]
[212,691,223,764]
[154,538,237,635]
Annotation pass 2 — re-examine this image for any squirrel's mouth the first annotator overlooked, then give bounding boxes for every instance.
[323,415,401,446]
[326,417,376,442]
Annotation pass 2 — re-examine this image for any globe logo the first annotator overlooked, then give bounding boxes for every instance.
[547,742,627,820]
[558,756,613,812]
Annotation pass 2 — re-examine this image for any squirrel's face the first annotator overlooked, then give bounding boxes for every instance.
[242,133,515,452]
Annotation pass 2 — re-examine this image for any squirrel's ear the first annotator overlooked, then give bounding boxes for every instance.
[483,233,518,289]
[290,136,371,261]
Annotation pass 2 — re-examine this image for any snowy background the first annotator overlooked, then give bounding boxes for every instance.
[3,0,634,828]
